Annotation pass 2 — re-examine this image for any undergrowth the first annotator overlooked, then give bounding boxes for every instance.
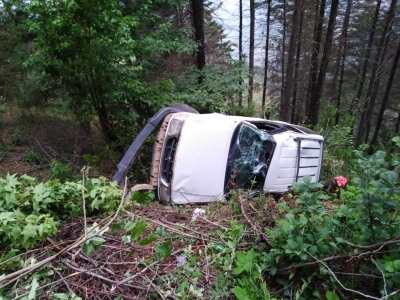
[1,148,400,299]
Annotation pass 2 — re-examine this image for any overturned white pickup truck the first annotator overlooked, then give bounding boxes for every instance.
[113,104,324,204]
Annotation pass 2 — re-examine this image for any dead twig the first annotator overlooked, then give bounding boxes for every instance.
[306,250,380,300]
[0,144,15,162]
[51,265,73,294]
[11,271,82,300]
[197,215,230,230]
[114,249,183,287]
[239,198,271,246]
[344,236,400,250]
[143,275,167,300]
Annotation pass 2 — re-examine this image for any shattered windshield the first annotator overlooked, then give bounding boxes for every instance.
[225,123,276,192]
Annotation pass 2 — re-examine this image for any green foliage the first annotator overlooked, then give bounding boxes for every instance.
[258,150,400,298]
[232,248,276,300]
[11,128,23,145]
[351,150,400,243]
[130,190,155,204]
[320,125,354,179]
[26,0,193,143]
[0,173,122,252]
[82,234,106,256]
[174,62,249,114]
[22,151,45,165]
[50,159,70,182]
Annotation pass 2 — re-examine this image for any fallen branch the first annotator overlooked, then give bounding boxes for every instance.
[344,236,400,250]
[0,178,129,289]
[114,248,183,287]
[11,271,82,300]
[306,250,380,300]
[0,144,15,162]
[239,198,271,246]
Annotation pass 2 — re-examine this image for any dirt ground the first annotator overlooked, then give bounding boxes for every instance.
[0,104,116,180]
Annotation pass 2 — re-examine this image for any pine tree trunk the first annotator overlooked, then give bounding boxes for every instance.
[291,6,304,124]
[334,0,352,125]
[190,0,205,72]
[308,0,339,126]
[306,0,326,122]
[350,0,381,115]
[369,40,400,153]
[355,0,396,147]
[239,0,243,107]
[281,0,303,122]
[261,0,272,116]
[248,0,255,105]
[280,1,286,104]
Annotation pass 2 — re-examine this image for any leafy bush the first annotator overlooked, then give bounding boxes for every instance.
[22,151,45,165]
[0,174,122,272]
[11,128,23,145]
[259,150,400,299]
[50,159,70,182]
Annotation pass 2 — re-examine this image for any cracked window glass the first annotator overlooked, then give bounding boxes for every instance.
[225,123,275,191]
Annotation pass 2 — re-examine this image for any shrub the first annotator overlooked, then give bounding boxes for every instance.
[50,159,70,182]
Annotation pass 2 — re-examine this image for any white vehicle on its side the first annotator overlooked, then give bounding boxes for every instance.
[114,104,324,204]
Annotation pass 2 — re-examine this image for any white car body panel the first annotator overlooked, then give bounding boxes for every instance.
[156,112,324,204]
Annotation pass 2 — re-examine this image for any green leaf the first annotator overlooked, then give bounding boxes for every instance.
[122,235,130,243]
[155,240,172,260]
[385,262,395,273]
[232,248,255,275]
[326,291,340,300]
[28,276,39,300]
[131,220,146,240]
[308,245,317,254]
[82,241,95,255]
[393,260,400,271]
[131,191,155,204]
[232,287,250,300]
[124,221,135,232]
[112,223,122,233]
[156,226,166,237]
[381,171,398,186]
[89,237,105,247]
[269,266,277,276]
[138,234,158,246]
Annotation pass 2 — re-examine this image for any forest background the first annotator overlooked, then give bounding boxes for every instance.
[1,0,400,299]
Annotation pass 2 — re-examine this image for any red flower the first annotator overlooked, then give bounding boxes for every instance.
[335,176,348,188]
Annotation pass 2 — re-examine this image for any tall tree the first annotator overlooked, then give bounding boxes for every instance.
[369,40,400,153]
[306,0,326,122]
[239,0,243,107]
[355,0,397,147]
[190,0,206,72]
[261,0,272,116]
[333,0,352,125]
[291,5,304,124]
[308,0,339,125]
[350,0,382,114]
[363,0,397,143]
[281,0,303,122]
[280,1,287,104]
[27,0,191,144]
[248,0,255,104]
